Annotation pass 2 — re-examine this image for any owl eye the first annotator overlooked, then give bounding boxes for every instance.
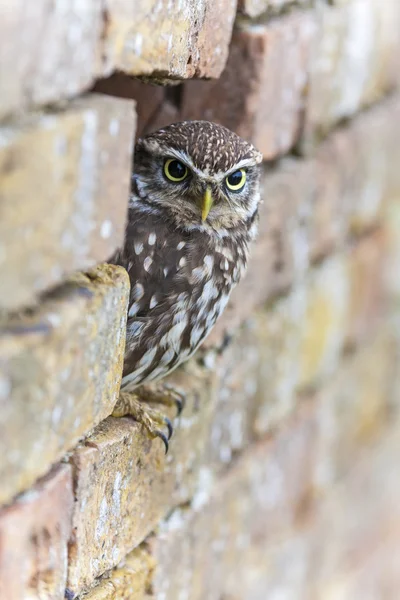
[164,158,188,182]
[225,169,247,191]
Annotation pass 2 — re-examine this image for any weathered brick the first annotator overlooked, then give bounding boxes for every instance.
[314,327,397,491]
[67,365,216,593]
[304,0,400,145]
[181,12,315,160]
[345,230,388,346]
[76,548,154,600]
[0,3,102,119]
[0,264,129,505]
[0,464,73,600]
[298,254,349,389]
[0,94,135,310]
[102,0,237,80]
[149,405,317,600]
[252,288,305,435]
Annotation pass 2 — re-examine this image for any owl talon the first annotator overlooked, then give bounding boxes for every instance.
[112,391,173,453]
[175,397,184,417]
[138,383,186,417]
[155,430,169,454]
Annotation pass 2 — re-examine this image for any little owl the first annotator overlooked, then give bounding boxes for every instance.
[110,121,262,451]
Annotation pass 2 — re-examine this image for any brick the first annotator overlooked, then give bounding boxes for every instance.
[102,0,237,80]
[0,3,102,119]
[149,406,317,600]
[252,288,305,435]
[0,464,73,600]
[76,548,154,600]
[297,254,349,389]
[238,0,309,18]
[67,365,216,593]
[314,327,397,491]
[345,230,388,346]
[304,0,400,145]
[0,264,129,505]
[0,94,135,310]
[181,12,315,160]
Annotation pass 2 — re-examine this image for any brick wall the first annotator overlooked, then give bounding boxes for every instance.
[1,1,400,598]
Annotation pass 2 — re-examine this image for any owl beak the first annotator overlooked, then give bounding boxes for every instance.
[201,187,213,221]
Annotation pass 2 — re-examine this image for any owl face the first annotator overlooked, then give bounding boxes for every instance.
[133,121,263,231]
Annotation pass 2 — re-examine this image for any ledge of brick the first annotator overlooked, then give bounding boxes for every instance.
[0,94,135,311]
[0,264,129,505]
[0,464,73,600]
[102,0,237,81]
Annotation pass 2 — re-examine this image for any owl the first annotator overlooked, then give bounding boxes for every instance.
[110,121,262,451]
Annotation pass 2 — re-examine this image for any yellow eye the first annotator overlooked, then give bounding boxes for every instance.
[164,158,188,182]
[225,169,246,191]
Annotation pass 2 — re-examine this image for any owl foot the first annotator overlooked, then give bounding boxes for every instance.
[112,391,173,454]
[137,383,186,417]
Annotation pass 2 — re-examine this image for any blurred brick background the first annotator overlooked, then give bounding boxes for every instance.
[1,1,400,598]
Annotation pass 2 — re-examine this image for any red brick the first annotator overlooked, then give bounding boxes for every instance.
[0,464,73,600]
[181,12,316,160]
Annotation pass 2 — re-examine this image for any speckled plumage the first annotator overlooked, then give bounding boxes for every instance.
[111,121,262,391]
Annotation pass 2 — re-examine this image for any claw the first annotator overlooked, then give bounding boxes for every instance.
[162,384,185,416]
[156,430,169,454]
[175,398,183,416]
[165,417,173,440]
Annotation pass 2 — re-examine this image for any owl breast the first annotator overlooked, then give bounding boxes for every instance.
[114,204,252,391]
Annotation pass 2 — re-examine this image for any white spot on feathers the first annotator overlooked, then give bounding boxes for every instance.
[143,256,153,272]
[134,241,143,255]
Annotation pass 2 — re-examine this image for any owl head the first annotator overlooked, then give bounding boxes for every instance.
[133,121,263,231]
